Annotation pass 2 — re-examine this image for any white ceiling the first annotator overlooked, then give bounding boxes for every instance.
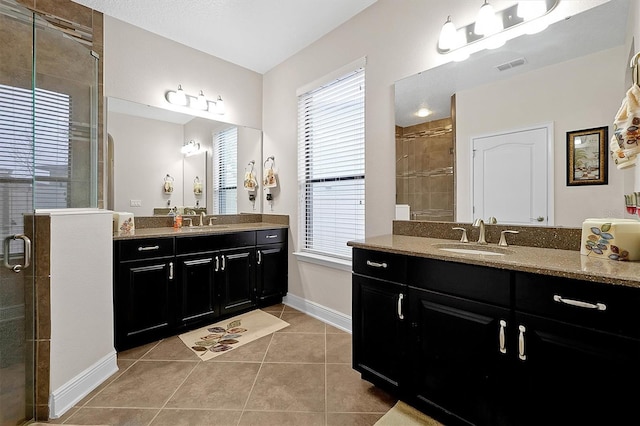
[70,0,377,74]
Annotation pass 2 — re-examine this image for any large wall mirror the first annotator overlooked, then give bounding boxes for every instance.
[395,0,629,227]
[107,97,262,216]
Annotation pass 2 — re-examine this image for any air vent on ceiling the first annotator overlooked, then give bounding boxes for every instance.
[496,57,527,72]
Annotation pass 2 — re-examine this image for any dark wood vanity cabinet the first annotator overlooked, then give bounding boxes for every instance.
[255,229,288,306]
[114,237,176,350]
[407,258,512,425]
[114,228,286,351]
[511,272,640,426]
[352,248,640,426]
[352,249,407,393]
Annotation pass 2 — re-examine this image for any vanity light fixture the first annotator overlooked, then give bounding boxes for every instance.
[181,139,201,156]
[437,0,559,60]
[165,85,225,114]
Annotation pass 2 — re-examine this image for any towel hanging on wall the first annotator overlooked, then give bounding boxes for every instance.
[263,156,278,188]
[611,84,640,169]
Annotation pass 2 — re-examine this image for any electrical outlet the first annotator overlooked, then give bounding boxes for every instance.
[130,199,142,207]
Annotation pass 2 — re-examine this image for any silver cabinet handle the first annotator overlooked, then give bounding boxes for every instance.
[257,250,262,265]
[138,245,160,251]
[397,293,404,320]
[265,234,278,239]
[215,256,220,272]
[169,262,174,280]
[184,258,212,266]
[221,255,226,271]
[366,260,388,268]
[3,234,31,273]
[499,319,507,354]
[553,295,606,311]
[518,325,527,361]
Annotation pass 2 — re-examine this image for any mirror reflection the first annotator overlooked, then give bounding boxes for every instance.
[107,97,262,216]
[395,0,629,227]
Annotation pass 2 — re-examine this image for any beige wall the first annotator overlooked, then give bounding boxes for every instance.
[103,16,263,130]
[456,46,628,227]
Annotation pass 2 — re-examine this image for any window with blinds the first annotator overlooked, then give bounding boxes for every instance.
[0,84,71,253]
[297,67,365,260]
[213,127,237,214]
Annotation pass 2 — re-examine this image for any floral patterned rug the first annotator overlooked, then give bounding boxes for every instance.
[178,309,289,361]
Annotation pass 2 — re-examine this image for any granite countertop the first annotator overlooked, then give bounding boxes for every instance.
[348,234,640,290]
[113,222,288,241]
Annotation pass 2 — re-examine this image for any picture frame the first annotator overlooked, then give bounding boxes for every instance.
[567,126,608,186]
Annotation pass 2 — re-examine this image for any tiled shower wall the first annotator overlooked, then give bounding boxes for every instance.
[395,117,454,221]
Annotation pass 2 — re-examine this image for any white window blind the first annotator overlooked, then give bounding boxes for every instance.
[297,67,365,260]
[213,126,237,214]
[0,84,71,255]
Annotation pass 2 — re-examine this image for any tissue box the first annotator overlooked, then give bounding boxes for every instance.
[113,212,135,234]
[581,218,640,261]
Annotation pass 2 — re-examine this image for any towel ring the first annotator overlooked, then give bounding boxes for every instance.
[246,160,255,174]
[264,156,275,169]
[631,52,640,86]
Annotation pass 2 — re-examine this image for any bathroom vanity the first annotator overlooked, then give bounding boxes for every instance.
[113,222,287,350]
[349,234,640,426]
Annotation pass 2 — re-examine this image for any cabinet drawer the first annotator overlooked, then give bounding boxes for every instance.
[353,249,407,283]
[117,237,174,261]
[408,258,511,306]
[515,272,640,339]
[257,228,286,245]
[176,231,256,255]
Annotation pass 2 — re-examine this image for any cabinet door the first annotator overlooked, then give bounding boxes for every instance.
[116,258,174,350]
[409,287,512,426]
[256,243,287,305]
[177,254,216,326]
[513,312,640,426]
[218,247,256,316]
[352,274,406,392]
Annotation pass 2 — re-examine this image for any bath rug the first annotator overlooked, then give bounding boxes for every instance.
[375,401,443,426]
[178,309,289,361]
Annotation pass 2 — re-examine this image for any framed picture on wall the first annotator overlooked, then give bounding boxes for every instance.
[567,126,608,186]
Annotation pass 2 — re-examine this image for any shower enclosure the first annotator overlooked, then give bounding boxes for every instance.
[0,0,98,423]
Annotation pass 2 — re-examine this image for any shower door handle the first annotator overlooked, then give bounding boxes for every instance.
[4,234,32,273]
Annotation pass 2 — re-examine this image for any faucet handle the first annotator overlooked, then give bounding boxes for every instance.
[183,217,193,227]
[498,230,519,247]
[452,227,469,243]
[488,216,497,224]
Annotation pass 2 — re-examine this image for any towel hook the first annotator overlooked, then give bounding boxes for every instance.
[264,156,275,168]
[630,52,640,86]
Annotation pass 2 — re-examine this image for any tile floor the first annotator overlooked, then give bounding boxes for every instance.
[49,304,398,426]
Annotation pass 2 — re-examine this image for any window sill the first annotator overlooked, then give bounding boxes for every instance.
[293,251,351,272]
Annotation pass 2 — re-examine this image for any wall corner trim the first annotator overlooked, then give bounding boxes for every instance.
[283,293,352,333]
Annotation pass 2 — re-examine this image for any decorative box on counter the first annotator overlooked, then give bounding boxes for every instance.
[113,212,135,234]
[581,218,640,261]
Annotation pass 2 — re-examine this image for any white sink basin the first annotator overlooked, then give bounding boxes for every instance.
[433,243,512,256]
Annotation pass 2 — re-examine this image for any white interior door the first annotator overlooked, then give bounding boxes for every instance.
[472,125,551,226]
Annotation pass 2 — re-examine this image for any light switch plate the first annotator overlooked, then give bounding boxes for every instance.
[130,199,142,207]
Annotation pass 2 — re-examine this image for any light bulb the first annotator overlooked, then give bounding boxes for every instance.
[215,95,225,114]
[438,16,457,51]
[174,84,188,106]
[475,1,499,36]
[517,1,546,20]
[196,90,208,110]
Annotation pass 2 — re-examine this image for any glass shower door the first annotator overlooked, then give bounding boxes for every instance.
[0,2,36,424]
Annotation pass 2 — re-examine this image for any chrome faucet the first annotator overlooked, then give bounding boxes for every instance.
[472,218,487,244]
[200,212,206,226]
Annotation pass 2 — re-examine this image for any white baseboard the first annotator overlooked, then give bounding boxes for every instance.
[49,350,118,419]
[283,293,352,333]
